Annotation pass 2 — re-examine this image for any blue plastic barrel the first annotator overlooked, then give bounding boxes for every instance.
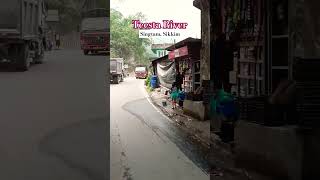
[150,75,158,88]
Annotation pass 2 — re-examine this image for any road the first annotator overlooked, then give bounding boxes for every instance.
[0,50,108,180]
[110,77,209,180]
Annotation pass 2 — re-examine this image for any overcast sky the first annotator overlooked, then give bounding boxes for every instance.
[111,0,201,44]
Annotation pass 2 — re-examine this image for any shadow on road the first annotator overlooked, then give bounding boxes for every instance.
[38,117,108,180]
[87,52,109,56]
[0,63,44,73]
[0,64,16,72]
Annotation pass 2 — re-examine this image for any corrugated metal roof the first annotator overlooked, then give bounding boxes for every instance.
[151,55,169,62]
[151,43,173,50]
[166,37,201,51]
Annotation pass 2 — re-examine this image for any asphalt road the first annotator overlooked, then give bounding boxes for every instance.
[0,50,108,180]
[110,77,209,180]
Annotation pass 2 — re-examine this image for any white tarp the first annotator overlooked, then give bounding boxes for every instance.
[156,60,176,89]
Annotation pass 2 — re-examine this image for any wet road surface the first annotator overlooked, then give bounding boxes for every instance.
[0,50,108,180]
[110,77,209,180]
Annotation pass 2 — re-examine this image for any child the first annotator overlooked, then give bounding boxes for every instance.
[170,84,179,109]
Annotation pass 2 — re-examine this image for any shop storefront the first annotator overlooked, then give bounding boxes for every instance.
[210,0,320,179]
[166,38,210,120]
[166,38,201,93]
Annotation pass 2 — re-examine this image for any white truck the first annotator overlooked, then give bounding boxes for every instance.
[110,58,124,84]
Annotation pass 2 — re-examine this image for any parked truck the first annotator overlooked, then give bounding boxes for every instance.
[110,58,124,84]
[80,8,109,55]
[0,0,46,71]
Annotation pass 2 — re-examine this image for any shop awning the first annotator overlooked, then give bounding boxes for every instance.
[168,46,189,60]
[166,37,201,60]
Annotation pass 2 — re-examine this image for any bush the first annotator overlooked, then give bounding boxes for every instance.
[146,86,153,92]
[145,75,151,87]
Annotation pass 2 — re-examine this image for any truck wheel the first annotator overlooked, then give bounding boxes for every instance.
[35,50,45,64]
[83,50,89,55]
[16,44,30,71]
[113,76,119,84]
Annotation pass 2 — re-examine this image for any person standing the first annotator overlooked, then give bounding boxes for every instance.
[170,85,179,109]
[55,33,61,49]
[175,70,184,91]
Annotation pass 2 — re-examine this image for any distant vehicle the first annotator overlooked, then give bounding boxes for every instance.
[110,58,124,84]
[80,8,109,55]
[135,66,148,79]
[0,0,46,71]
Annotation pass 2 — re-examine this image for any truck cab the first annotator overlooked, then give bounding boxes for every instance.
[135,66,148,79]
[110,58,124,84]
[80,9,109,55]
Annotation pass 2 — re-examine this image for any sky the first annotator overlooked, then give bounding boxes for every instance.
[111,0,201,44]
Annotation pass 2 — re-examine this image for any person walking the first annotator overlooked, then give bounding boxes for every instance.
[55,33,61,49]
[170,84,179,109]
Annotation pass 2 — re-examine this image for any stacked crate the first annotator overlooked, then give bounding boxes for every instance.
[236,26,264,97]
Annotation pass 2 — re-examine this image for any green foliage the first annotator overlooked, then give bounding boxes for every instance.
[145,75,154,92]
[146,86,153,92]
[110,9,151,66]
[145,75,151,87]
[96,0,110,10]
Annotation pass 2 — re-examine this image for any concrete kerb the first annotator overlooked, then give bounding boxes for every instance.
[144,88,271,179]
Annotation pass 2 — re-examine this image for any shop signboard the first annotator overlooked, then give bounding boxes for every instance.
[169,46,188,60]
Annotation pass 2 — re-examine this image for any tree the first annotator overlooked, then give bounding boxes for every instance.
[110,9,151,65]
[96,0,110,11]
[45,0,83,33]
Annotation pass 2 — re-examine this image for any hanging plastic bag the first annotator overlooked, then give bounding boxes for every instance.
[210,96,218,116]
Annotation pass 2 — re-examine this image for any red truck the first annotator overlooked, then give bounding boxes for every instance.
[135,66,148,79]
[80,9,109,55]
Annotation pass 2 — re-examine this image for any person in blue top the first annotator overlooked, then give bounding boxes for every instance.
[170,82,179,109]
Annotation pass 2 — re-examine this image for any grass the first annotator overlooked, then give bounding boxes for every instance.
[145,75,154,92]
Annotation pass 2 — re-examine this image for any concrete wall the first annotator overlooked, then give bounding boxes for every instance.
[200,0,210,81]
[194,0,210,82]
[183,100,209,120]
[234,121,304,180]
[61,31,80,49]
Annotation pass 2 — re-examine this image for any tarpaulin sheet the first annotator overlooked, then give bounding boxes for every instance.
[157,60,176,89]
